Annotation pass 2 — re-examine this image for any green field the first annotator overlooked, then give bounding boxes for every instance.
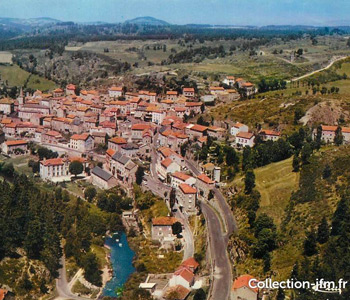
[0,51,13,64]
[66,36,350,83]
[0,64,56,91]
[255,157,299,225]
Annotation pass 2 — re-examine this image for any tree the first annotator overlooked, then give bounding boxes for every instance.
[84,187,97,202]
[277,287,285,300]
[193,288,206,300]
[322,164,332,179]
[331,195,350,236]
[315,125,322,149]
[172,222,183,235]
[244,169,255,194]
[69,161,83,178]
[135,166,145,185]
[292,153,300,172]
[301,143,312,164]
[296,48,303,56]
[303,231,317,256]
[169,188,176,208]
[81,252,102,286]
[294,107,304,124]
[225,146,239,167]
[334,126,343,146]
[317,216,329,244]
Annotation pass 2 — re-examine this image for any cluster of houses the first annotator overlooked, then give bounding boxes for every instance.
[0,80,266,193]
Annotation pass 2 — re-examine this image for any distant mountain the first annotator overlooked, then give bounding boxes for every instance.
[0,17,61,30]
[124,16,170,26]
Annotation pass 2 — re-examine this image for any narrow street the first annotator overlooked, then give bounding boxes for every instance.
[55,254,90,300]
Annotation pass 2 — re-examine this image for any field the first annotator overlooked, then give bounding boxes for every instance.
[0,51,13,64]
[255,157,299,225]
[65,35,350,83]
[0,64,57,91]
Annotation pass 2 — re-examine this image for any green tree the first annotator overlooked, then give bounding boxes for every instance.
[225,146,239,167]
[301,143,312,164]
[135,166,145,185]
[81,252,102,286]
[277,287,285,300]
[292,153,300,172]
[69,161,83,178]
[193,288,206,300]
[84,187,97,202]
[303,231,317,256]
[172,222,183,235]
[317,216,329,244]
[244,169,255,194]
[334,126,343,146]
[331,195,350,236]
[294,107,304,124]
[322,164,332,179]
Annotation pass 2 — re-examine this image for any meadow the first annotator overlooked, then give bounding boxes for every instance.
[0,64,57,91]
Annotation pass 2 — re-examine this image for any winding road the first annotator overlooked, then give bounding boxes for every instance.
[55,255,90,300]
[288,55,349,82]
[185,158,236,300]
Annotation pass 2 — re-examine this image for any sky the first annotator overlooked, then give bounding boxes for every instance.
[0,0,349,26]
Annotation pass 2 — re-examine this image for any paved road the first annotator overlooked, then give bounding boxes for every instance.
[143,175,195,260]
[185,158,236,300]
[173,206,195,260]
[55,255,90,300]
[288,55,349,82]
[186,159,237,237]
[201,201,232,300]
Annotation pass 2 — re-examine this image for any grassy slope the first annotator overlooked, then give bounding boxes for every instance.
[0,64,56,91]
[255,157,299,225]
[71,36,350,82]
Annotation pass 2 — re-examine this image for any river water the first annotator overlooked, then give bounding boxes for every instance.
[103,232,135,297]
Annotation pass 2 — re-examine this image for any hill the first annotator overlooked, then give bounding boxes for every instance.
[124,16,170,26]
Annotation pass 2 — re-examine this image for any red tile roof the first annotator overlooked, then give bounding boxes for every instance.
[106,148,116,157]
[197,173,214,184]
[236,132,254,139]
[232,275,259,293]
[109,86,123,91]
[183,87,195,92]
[40,158,65,166]
[260,129,280,136]
[152,216,178,226]
[71,133,90,141]
[161,157,174,168]
[179,183,197,194]
[181,257,199,270]
[172,171,192,181]
[5,140,28,146]
[167,91,178,95]
[165,285,190,300]
[174,266,195,283]
[189,124,207,132]
[0,289,7,300]
[131,124,151,131]
[109,137,127,144]
[321,125,337,132]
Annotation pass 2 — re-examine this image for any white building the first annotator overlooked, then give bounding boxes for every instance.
[235,132,255,147]
[69,133,94,153]
[259,129,281,142]
[231,122,249,136]
[40,158,69,181]
[170,172,196,189]
[108,86,123,98]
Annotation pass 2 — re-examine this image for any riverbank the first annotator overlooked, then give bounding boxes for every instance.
[102,232,136,297]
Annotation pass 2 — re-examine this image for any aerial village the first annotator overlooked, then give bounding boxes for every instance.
[0,74,347,300]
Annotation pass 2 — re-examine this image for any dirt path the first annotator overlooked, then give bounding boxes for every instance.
[288,55,349,83]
